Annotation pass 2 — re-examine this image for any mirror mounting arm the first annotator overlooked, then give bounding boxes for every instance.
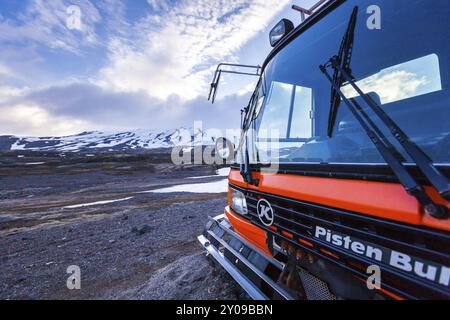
[292,0,328,22]
[208,63,261,104]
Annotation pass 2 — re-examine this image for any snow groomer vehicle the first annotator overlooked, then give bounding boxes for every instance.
[198,0,450,300]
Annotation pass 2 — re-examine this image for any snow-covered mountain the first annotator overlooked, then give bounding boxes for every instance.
[0,128,223,153]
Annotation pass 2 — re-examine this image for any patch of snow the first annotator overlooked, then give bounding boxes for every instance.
[216,167,231,177]
[146,179,228,194]
[186,175,217,180]
[7,128,237,153]
[63,197,134,209]
[185,167,231,180]
[11,140,26,151]
[25,162,45,165]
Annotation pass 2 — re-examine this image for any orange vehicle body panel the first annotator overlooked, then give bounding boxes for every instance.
[225,206,271,256]
[228,169,450,232]
[225,169,449,300]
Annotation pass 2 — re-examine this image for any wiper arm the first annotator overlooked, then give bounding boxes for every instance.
[328,7,404,161]
[321,6,448,219]
[335,65,450,202]
[327,6,358,137]
[320,64,449,219]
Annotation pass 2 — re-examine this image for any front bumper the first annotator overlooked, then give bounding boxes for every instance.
[198,214,295,300]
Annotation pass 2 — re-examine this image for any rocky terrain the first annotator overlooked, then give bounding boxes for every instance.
[0,151,242,300]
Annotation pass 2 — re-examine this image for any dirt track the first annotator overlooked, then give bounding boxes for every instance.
[0,153,242,300]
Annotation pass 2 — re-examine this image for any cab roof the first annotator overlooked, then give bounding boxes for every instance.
[262,0,343,71]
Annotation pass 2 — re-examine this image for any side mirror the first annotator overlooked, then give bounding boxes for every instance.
[215,137,235,162]
[269,19,295,47]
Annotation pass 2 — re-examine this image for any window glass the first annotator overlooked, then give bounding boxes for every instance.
[291,86,313,139]
[342,54,442,104]
[257,81,293,138]
[246,0,450,164]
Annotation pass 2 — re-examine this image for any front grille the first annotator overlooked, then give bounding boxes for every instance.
[299,268,337,300]
[231,184,450,300]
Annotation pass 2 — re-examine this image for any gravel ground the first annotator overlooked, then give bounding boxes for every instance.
[0,155,242,300]
[113,252,241,300]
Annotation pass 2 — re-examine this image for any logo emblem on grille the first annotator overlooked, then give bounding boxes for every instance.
[257,199,274,227]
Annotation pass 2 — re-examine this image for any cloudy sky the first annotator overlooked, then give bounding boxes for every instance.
[0,0,317,137]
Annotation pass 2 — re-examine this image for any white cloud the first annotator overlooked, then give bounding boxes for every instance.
[237,81,258,96]
[147,0,170,12]
[0,0,101,53]
[0,63,16,79]
[98,0,290,100]
[343,70,430,104]
[0,81,247,136]
[0,85,26,103]
[0,84,92,136]
[0,102,92,136]
[0,0,290,136]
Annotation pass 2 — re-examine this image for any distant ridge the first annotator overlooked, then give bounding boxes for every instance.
[0,128,222,153]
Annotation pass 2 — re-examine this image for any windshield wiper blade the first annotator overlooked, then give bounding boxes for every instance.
[335,65,450,202]
[327,6,358,137]
[321,6,449,219]
[319,65,449,219]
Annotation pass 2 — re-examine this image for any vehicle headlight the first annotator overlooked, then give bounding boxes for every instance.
[230,189,248,216]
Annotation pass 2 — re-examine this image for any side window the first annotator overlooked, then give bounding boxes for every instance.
[342,54,442,105]
[291,86,313,139]
[252,85,266,121]
[256,81,313,141]
[257,81,293,138]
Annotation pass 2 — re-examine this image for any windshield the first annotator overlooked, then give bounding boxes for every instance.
[246,0,450,165]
